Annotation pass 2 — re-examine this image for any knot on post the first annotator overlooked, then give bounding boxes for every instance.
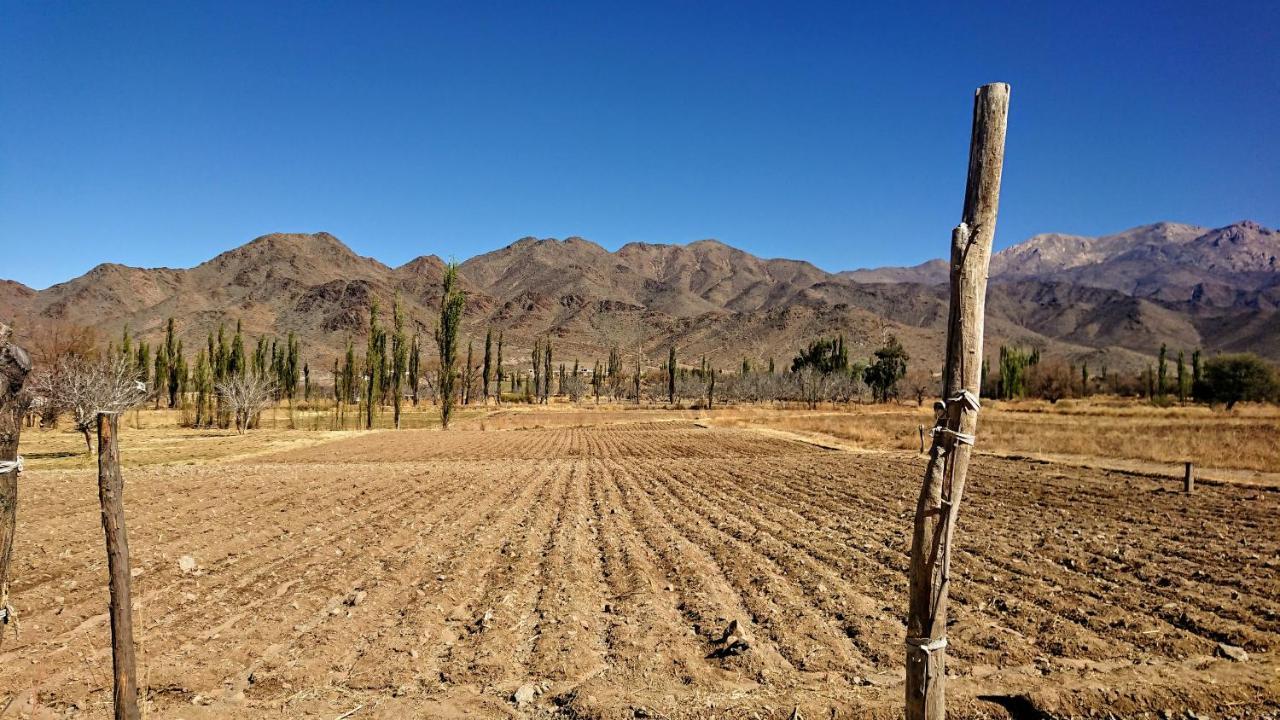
[0,456,23,475]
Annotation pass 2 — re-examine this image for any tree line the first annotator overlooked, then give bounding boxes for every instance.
[15,273,1280,438]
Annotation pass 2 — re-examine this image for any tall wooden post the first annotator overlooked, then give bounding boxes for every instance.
[905,83,1009,720]
[0,324,32,650]
[1183,462,1194,493]
[97,412,141,720]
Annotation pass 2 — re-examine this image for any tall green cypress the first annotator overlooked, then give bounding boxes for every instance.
[391,298,408,428]
[1191,349,1203,401]
[436,263,465,429]
[1176,351,1187,404]
[1157,343,1168,399]
[464,340,474,405]
[495,332,504,406]
[229,320,246,379]
[482,327,493,404]
[667,345,677,405]
[408,333,421,406]
[365,300,384,429]
[542,338,552,404]
[531,339,542,401]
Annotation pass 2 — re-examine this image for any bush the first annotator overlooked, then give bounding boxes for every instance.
[1199,354,1279,409]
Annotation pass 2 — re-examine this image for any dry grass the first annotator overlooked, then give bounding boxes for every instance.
[707,398,1280,476]
[17,397,1278,478]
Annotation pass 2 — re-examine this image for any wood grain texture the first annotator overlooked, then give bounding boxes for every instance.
[97,412,141,720]
[906,82,1009,720]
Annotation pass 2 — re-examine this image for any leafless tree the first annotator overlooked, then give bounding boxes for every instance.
[562,373,585,402]
[904,367,939,407]
[216,373,277,433]
[796,366,830,410]
[34,355,147,452]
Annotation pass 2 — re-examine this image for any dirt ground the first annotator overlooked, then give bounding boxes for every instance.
[2,420,1278,718]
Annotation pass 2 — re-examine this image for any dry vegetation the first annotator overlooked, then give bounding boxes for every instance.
[2,403,1278,718]
[706,399,1280,482]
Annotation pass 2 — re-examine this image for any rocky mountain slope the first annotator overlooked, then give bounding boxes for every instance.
[3,221,1277,374]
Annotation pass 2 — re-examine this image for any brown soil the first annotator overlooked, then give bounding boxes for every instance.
[2,423,1277,718]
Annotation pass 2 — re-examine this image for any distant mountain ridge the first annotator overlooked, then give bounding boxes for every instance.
[844,221,1279,306]
[2,221,1276,374]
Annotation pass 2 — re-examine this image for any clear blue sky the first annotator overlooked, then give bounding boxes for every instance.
[2,1,1276,289]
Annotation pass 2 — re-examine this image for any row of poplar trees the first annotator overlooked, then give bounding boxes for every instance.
[109,318,307,429]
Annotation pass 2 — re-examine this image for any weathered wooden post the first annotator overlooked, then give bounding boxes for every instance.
[905,82,1009,720]
[97,412,141,720]
[1183,461,1194,493]
[0,324,32,649]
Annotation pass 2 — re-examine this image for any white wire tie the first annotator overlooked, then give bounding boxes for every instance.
[951,389,981,412]
[905,636,948,652]
[929,427,975,446]
[0,456,22,474]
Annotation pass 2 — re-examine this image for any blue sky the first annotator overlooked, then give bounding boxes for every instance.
[2,1,1276,289]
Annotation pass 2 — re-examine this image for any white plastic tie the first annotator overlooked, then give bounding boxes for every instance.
[929,427,975,446]
[951,389,981,412]
[905,636,948,652]
[0,456,22,475]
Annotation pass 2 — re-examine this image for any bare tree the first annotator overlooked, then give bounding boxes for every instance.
[36,355,147,452]
[216,373,276,434]
[796,366,829,410]
[904,367,939,407]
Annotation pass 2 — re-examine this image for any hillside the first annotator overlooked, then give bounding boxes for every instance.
[3,221,1277,375]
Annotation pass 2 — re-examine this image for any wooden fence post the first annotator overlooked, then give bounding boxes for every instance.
[1184,462,1194,493]
[0,325,32,649]
[905,83,1009,720]
[97,412,141,720]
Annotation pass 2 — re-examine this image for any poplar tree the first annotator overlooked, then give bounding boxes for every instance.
[365,300,384,430]
[495,332,504,406]
[463,340,474,405]
[482,327,493,404]
[542,338,552,404]
[1157,343,1168,399]
[436,263,465,429]
[192,349,211,427]
[531,339,542,402]
[408,333,421,406]
[1191,349,1203,401]
[591,360,602,404]
[391,298,408,428]
[667,345,676,404]
[1176,350,1187,404]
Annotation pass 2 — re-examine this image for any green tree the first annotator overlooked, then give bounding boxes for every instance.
[863,335,909,403]
[1157,343,1168,399]
[1199,354,1279,409]
[495,331,504,405]
[997,345,1032,400]
[1191,349,1204,401]
[667,345,676,405]
[482,327,493,404]
[543,338,553,404]
[791,336,849,374]
[391,298,408,428]
[436,263,465,428]
[364,300,385,429]
[1176,351,1187,404]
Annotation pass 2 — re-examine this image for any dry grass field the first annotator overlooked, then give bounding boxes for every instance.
[706,400,1280,484]
[1,404,1278,718]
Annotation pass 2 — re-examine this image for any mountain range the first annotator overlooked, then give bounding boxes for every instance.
[1,221,1276,374]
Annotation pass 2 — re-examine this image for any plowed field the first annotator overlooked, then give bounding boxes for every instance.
[3,422,1277,718]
